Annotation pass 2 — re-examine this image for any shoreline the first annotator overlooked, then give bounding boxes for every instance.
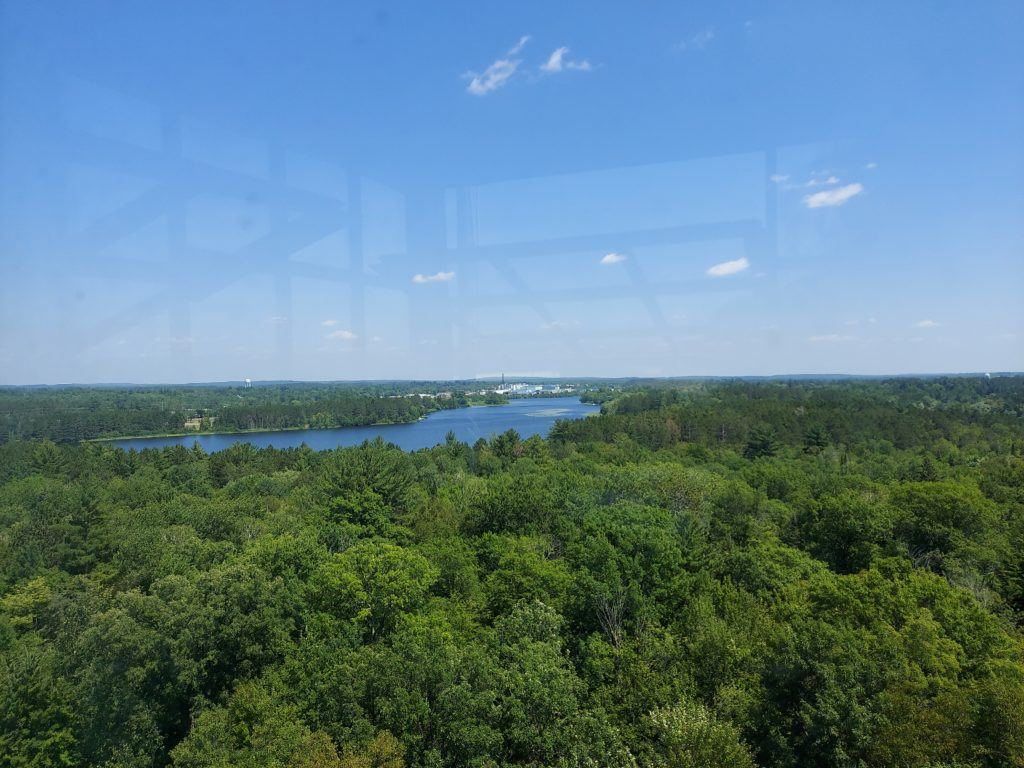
[85,416,432,444]
[85,399,520,443]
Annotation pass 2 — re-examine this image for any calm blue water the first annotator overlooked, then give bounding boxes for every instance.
[109,397,598,453]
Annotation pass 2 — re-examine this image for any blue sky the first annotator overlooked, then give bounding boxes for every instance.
[0,0,1022,383]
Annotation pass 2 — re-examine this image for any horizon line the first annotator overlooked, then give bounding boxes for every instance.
[3,371,1021,388]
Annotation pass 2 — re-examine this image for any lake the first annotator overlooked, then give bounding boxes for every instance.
[109,396,599,453]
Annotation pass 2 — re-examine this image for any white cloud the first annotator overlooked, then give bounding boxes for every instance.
[769,174,789,183]
[465,58,520,96]
[542,47,568,72]
[325,329,357,341]
[466,36,592,94]
[412,271,455,284]
[809,334,856,343]
[706,256,749,277]
[802,175,840,188]
[866,161,878,169]
[464,36,540,95]
[268,316,288,325]
[914,319,940,328]
[804,182,864,208]
[600,252,627,265]
[541,46,592,73]
[675,27,715,51]
[321,319,338,327]
[508,35,531,55]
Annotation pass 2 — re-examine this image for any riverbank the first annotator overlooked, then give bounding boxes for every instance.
[85,415,433,444]
[84,400,517,443]
[103,397,598,453]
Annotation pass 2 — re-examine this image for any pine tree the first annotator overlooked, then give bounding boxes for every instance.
[744,424,780,459]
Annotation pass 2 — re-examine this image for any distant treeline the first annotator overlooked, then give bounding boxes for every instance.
[556,376,1024,455]
[0,384,463,443]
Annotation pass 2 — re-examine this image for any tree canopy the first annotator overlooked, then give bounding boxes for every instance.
[1,376,1023,767]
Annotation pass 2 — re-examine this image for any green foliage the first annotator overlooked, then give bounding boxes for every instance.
[170,681,343,768]
[743,424,781,460]
[1,377,1023,767]
[0,383,461,443]
[314,541,438,640]
[803,424,832,454]
[643,701,755,768]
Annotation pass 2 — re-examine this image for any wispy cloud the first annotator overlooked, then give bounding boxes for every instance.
[542,47,567,73]
[776,173,850,193]
[465,59,520,96]
[600,252,627,265]
[804,182,864,208]
[464,36,531,95]
[809,334,856,343]
[865,161,878,169]
[325,329,357,341]
[810,175,840,186]
[268,316,289,325]
[675,27,715,51]
[321,319,338,327]
[914,319,940,328]
[412,271,455,284]
[541,46,592,73]
[706,256,749,277]
[465,36,593,94]
[509,35,531,55]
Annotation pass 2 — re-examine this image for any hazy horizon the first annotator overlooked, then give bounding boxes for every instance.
[5,370,1023,389]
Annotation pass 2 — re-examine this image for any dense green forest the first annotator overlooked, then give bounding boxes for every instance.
[2,377,1023,767]
[0,385,468,443]
[0,382,526,444]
